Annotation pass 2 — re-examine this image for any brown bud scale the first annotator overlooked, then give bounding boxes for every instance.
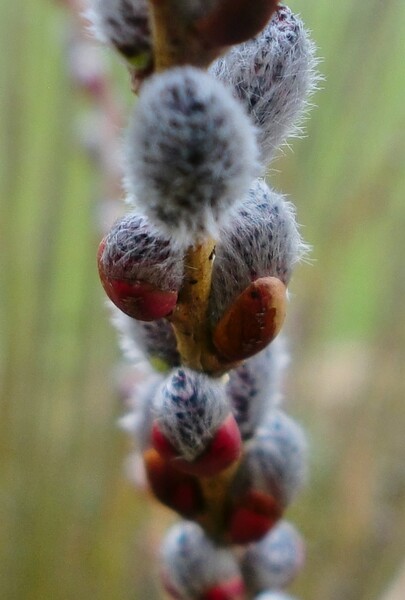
[213,277,286,362]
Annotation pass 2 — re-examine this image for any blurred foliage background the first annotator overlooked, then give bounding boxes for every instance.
[1,0,404,599]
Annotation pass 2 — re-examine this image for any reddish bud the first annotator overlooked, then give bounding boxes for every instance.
[213,277,286,362]
[97,238,178,321]
[228,490,282,545]
[152,414,241,478]
[143,448,204,517]
[202,577,246,600]
[196,0,279,48]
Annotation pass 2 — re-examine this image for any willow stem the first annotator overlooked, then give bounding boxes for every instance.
[146,0,241,539]
[197,461,239,540]
[170,241,229,375]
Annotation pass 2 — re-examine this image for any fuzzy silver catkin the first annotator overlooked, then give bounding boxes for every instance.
[211,5,318,165]
[253,409,308,505]
[161,521,241,599]
[100,212,185,291]
[227,335,289,440]
[111,304,180,369]
[125,67,260,246]
[236,409,308,507]
[255,591,299,600]
[210,178,308,323]
[86,0,152,63]
[242,521,305,592]
[153,368,229,461]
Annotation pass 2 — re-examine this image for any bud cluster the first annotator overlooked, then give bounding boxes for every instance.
[88,1,318,598]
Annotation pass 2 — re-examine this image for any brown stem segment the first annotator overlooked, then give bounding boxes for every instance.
[197,461,239,540]
[172,241,215,368]
[170,241,231,375]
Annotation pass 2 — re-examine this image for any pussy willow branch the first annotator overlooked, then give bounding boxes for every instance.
[146,0,243,540]
[147,0,229,377]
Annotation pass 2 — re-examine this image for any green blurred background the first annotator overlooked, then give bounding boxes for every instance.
[1,0,404,598]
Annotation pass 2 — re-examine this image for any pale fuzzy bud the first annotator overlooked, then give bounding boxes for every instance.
[242,521,305,592]
[161,521,243,599]
[227,335,289,440]
[125,67,259,246]
[67,36,106,96]
[100,212,184,291]
[210,178,307,324]
[236,409,308,507]
[111,305,180,370]
[75,111,104,162]
[98,212,185,320]
[123,451,147,489]
[255,592,298,600]
[118,371,163,451]
[86,0,152,67]
[153,368,230,462]
[211,5,319,164]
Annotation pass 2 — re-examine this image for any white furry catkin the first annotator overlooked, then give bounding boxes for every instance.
[227,335,289,440]
[86,0,152,66]
[125,67,259,245]
[210,178,307,323]
[242,521,305,592]
[161,521,241,599]
[111,305,180,370]
[153,368,229,461]
[255,592,298,600]
[100,212,184,291]
[211,4,318,165]
[236,409,308,507]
